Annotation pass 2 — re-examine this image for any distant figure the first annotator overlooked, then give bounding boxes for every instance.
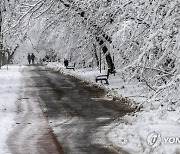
[45,55,49,62]
[31,53,35,64]
[64,59,69,67]
[27,53,31,64]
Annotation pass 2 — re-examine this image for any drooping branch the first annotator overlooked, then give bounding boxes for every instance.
[3,0,46,34]
[58,0,116,72]
[34,1,55,19]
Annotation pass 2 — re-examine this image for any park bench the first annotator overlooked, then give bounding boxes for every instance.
[66,63,75,71]
[95,69,110,85]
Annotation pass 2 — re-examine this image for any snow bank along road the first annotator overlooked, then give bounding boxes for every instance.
[29,65,134,154]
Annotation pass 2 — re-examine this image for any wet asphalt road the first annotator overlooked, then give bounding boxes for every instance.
[29,65,134,154]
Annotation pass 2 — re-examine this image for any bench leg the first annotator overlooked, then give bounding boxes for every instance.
[106,80,109,85]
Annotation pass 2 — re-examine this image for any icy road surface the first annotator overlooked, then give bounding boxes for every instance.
[29,65,134,154]
[2,65,134,154]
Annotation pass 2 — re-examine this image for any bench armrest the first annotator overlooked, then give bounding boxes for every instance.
[96,75,108,78]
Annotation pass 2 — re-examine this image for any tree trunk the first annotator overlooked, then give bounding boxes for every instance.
[96,37,115,73]
[7,50,14,64]
[93,44,99,67]
[0,10,3,68]
[102,45,115,73]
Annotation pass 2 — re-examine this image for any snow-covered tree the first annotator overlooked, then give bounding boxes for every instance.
[2,0,180,107]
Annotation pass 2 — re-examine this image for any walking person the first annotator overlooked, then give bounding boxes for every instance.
[31,53,35,64]
[27,53,31,64]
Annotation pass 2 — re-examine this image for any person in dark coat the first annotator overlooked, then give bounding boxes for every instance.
[64,58,69,67]
[27,53,31,64]
[31,53,35,64]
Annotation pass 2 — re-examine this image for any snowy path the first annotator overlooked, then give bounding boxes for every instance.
[0,65,63,154]
[1,65,134,154]
[47,62,180,154]
[30,65,134,154]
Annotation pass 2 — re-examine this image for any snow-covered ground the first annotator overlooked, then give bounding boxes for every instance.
[0,65,23,153]
[1,63,180,154]
[47,62,180,154]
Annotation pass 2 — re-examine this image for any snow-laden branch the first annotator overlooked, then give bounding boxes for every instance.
[3,0,46,33]
[34,1,55,19]
[138,66,175,76]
